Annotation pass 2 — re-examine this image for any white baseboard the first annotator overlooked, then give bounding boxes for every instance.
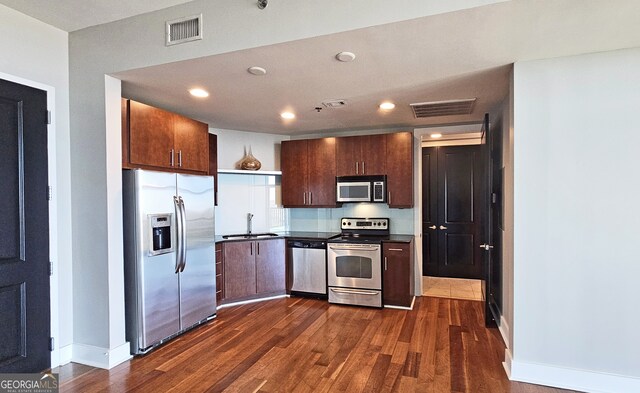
[503,347,512,379]
[498,315,510,349]
[510,360,640,393]
[58,344,73,366]
[71,342,132,369]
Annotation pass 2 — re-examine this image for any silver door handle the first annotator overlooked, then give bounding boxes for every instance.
[439,225,447,230]
[330,288,379,296]
[428,225,436,230]
[170,149,175,167]
[480,244,494,250]
[329,245,380,251]
[303,192,306,205]
[178,197,187,272]
[309,192,312,205]
[388,192,391,204]
[384,256,387,271]
[388,248,403,251]
[257,242,260,255]
[355,161,359,175]
[178,150,183,167]
[173,196,183,273]
[250,242,253,255]
[362,161,365,174]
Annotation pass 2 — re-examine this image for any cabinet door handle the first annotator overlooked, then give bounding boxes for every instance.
[388,191,391,204]
[388,248,403,251]
[355,161,359,175]
[303,192,306,205]
[257,242,260,255]
[309,192,312,205]
[170,149,175,166]
[362,161,365,175]
[250,242,253,255]
[384,256,388,271]
[178,150,183,167]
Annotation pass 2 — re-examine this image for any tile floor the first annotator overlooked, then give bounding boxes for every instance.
[422,276,483,301]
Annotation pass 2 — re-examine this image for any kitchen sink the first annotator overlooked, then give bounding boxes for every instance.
[222,233,280,239]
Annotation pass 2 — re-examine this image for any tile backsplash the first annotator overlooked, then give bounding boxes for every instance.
[289,204,414,234]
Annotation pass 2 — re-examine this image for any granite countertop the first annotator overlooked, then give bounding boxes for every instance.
[215,231,340,243]
[383,234,414,243]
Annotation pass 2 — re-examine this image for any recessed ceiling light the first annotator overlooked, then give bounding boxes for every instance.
[247,66,267,76]
[379,102,395,110]
[430,133,443,139]
[281,111,296,120]
[189,88,209,98]
[335,51,356,62]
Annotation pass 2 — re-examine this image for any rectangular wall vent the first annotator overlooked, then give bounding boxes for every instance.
[166,14,203,46]
[410,98,476,118]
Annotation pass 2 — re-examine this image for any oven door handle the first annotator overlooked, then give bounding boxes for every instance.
[330,288,380,296]
[328,245,380,251]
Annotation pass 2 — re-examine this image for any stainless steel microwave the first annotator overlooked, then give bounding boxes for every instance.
[336,176,386,203]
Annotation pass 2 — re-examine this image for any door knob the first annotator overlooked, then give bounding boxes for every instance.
[479,244,494,250]
[428,225,436,230]
[439,225,447,230]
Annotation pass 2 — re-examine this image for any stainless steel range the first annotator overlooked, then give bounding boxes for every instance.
[327,217,389,308]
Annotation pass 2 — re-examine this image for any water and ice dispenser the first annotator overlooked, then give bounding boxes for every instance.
[149,214,174,256]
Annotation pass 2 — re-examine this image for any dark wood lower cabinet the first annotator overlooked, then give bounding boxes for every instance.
[221,238,286,303]
[383,240,415,308]
[215,243,224,304]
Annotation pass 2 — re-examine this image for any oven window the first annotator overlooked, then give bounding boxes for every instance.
[335,255,373,279]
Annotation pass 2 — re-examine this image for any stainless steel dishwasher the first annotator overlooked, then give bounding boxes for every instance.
[288,240,327,298]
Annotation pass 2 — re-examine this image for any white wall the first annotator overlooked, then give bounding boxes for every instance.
[213,128,289,171]
[0,4,72,366]
[511,48,640,392]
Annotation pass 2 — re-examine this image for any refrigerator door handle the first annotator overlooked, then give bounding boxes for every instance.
[178,196,187,272]
[173,196,183,274]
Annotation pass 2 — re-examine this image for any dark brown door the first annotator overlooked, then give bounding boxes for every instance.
[383,242,414,307]
[422,147,438,276]
[0,78,50,372]
[307,138,336,207]
[281,140,308,207]
[128,100,175,169]
[423,145,483,279]
[256,239,285,294]
[223,241,256,300]
[481,113,502,326]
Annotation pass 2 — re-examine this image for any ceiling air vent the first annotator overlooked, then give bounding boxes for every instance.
[322,99,347,109]
[410,98,476,118]
[166,14,203,46]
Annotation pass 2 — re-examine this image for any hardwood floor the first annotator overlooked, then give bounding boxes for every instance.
[56,297,577,392]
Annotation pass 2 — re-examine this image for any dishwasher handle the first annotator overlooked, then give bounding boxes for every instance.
[287,240,326,249]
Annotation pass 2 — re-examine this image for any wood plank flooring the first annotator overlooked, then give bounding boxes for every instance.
[56,297,577,392]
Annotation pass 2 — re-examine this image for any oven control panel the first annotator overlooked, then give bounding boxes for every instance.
[340,217,389,231]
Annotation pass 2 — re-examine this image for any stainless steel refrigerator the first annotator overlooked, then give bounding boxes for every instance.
[123,169,216,355]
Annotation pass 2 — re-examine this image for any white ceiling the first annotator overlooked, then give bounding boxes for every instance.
[4,1,640,135]
[0,0,194,32]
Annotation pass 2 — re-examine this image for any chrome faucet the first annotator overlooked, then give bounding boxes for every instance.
[247,213,254,234]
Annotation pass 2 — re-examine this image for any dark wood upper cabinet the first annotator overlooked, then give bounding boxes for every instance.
[122,99,209,174]
[336,134,386,176]
[174,115,209,172]
[383,240,415,308]
[281,138,337,208]
[128,100,175,169]
[386,132,414,208]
